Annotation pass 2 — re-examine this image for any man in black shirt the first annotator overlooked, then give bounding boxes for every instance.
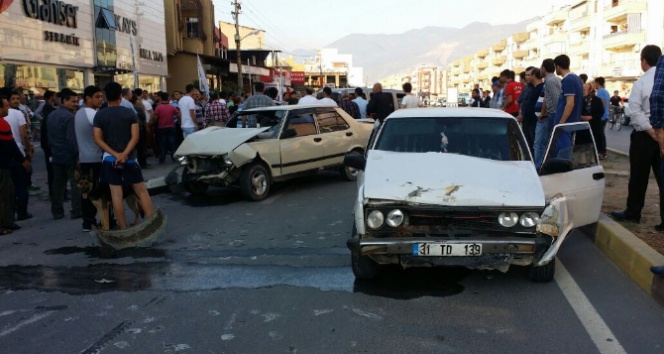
[523,68,545,155]
[93,82,154,229]
[610,90,623,107]
[366,83,394,124]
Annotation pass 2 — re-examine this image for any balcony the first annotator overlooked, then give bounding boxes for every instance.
[463,66,471,73]
[512,50,529,59]
[604,0,647,22]
[492,40,507,52]
[477,61,489,69]
[543,8,569,25]
[600,62,642,78]
[543,32,568,44]
[569,41,590,55]
[512,32,529,44]
[513,66,526,74]
[492,55,507,66]
[603,30,645,51]
[477,48,489,57]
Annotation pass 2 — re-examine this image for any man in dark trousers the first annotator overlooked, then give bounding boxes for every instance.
[611,45,663,229]
[366,83,394,124]
[47,88,82,220]
[40,90,57,199]
[0,95,28,235]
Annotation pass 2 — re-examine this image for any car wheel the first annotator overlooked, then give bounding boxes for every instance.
[340,150,362,181]
[527,258,555,283]
[240,162,271,201]
[183,170,209,195]
[350,222,380,280]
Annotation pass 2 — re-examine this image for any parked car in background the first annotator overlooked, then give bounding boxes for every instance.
[175,105,374,201]
[344,108,604,282]
[458,93,470,107]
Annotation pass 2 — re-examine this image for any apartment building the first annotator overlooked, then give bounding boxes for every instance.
[447,0,664,96]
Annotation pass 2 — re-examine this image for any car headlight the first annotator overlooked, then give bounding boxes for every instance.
[386,209,404,227]
[519,212,540,228]
[498,212,519,227]
[366,210,384,229]
[222,154,233,165]
[178,156,188,166]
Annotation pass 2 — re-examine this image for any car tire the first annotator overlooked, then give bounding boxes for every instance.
[350,222,380,280]
[240,162,271,201]
[527,258,555,283]
[183,170,209,195]
[340,150,362,181]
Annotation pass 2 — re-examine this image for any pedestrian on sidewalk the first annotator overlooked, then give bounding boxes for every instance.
[203,92,231,128]
[366,83,394,124]
[611,45,664,230]
[93,82,154,229]
[400,83,423,109]
[153,92,180,164]
[75,85,104,231]
[5,91,33,221]
[47,88,82,220]
[0,95,26,235]
[40,90,57,199]
[594,77,611,159]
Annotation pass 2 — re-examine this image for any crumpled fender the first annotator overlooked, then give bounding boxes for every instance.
[354,185,366,236]
[228,144,258,167]
[536,194,574,266]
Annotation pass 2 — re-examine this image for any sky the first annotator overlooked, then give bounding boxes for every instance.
[212,0,578,54]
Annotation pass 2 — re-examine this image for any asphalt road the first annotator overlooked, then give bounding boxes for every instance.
[605,123,632,154]
[0,150,663,353]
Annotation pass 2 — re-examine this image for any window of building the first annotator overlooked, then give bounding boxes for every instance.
[186,17,200,39]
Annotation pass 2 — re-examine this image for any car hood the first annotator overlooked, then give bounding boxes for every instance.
[363,151,544,207]
[175,127,271,156]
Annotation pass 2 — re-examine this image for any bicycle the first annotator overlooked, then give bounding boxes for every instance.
[607,106,624,131]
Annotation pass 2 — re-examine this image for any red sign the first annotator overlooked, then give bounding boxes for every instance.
[291,71,305,84]
[0,0,15,14]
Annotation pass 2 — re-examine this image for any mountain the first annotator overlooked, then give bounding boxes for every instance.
[325,20,534,82]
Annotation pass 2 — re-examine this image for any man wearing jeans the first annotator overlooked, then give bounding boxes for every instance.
[534,59,561,169]
[178,84,198,138]
[594,77,610,159]
[153,92,180,164]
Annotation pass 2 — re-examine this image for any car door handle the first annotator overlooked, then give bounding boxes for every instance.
[314,137,322,142]
[346,132,353,137]
[593,172,605,180]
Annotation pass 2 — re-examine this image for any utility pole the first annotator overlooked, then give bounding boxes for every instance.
[232,0,243,92]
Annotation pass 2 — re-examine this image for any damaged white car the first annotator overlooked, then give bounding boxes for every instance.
[344,108,604,282]
[174,105,373,201]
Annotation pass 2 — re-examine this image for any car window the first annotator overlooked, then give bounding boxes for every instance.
[543,123,598,170]
[227,110,285,131]
[315,110,350,133]
[374,117,529,161]
[286,111,317,137]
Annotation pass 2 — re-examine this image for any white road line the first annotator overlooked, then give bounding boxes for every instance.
[0,311,55,337]
[555,259,627,354]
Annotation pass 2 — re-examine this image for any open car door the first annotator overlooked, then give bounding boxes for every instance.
[539,122,605,228]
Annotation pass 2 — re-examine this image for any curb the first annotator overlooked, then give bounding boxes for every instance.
[588,214,664,305]
[607,147,628,156]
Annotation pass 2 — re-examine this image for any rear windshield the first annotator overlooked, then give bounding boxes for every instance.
[374,117,530,161]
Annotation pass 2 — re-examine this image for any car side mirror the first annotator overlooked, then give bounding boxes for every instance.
[539,158,574,176]
[280,128,297,139]
[344,154,366,171]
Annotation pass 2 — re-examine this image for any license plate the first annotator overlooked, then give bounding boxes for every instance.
[412,243,482,256]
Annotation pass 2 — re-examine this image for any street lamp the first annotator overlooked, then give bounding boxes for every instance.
[235,29,262,90]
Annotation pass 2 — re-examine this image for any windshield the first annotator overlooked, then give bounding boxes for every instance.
[374,117,530,161]
[227,110,286,137]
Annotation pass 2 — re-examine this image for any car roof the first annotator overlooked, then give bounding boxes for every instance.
[242,104,338,112]
[386,107,515,119]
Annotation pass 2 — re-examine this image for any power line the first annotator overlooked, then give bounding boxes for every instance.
[241,0,311,50]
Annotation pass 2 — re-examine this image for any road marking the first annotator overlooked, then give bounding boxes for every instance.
[555,259,627,354]
[0,311,55,337]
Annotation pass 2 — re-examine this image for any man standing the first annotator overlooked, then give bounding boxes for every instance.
[178,85,198,137]
[500,70,522,118]
[121,88,137,113]
[366,83,395,124]
[40,90,57,199]
[516,70,532,122]
[204,92,231,128]
[339,90,361,118]
[318,86,337,106]
[93,82,154,229]
[0,95,27,235]
[5,91,32,221]
[594,77,611,159]
[470,89,483,107]
[47,88,81,220]
[482,90,491,108]
[353,88,368,117]
[535,59,562,168]
[611,90,623,108]
[612,45,663,229]
[401,83,423,109]
[153,92,180,164]
[552,55,583,157]
[298,88,318,105]
[522,68,545,155]
[489,79,502,109]
[75,85,104,231]
[242,82,275,128]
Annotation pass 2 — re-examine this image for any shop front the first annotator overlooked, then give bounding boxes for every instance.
[92,0,168,92]
[0,0,95,95]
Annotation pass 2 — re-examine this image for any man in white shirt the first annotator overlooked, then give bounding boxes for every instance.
[121,88,137,113]
[298,88,318,105]
[610,45,664,229]
[318,86,337,106]
[5,91,33,220]
[400,82,423,109]
[178,84,198,138]
[353,87,368,118]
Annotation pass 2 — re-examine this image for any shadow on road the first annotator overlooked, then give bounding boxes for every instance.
[353,266,471,299]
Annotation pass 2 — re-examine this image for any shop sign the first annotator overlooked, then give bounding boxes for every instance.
[139,47,164,62]
[23,0,79,28]
[44,30,80,46]
[291,71,305,84]
[115,15,137,35]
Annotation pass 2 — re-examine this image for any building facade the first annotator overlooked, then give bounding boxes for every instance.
[447,0,664,97]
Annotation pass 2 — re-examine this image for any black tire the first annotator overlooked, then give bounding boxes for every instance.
[527,258,555,283]
[182,170,209,195]
[340,150,362,181]
[350,223,380,280]
[240,162,271,201]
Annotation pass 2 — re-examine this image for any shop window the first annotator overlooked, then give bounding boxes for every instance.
[186,17,200,39]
